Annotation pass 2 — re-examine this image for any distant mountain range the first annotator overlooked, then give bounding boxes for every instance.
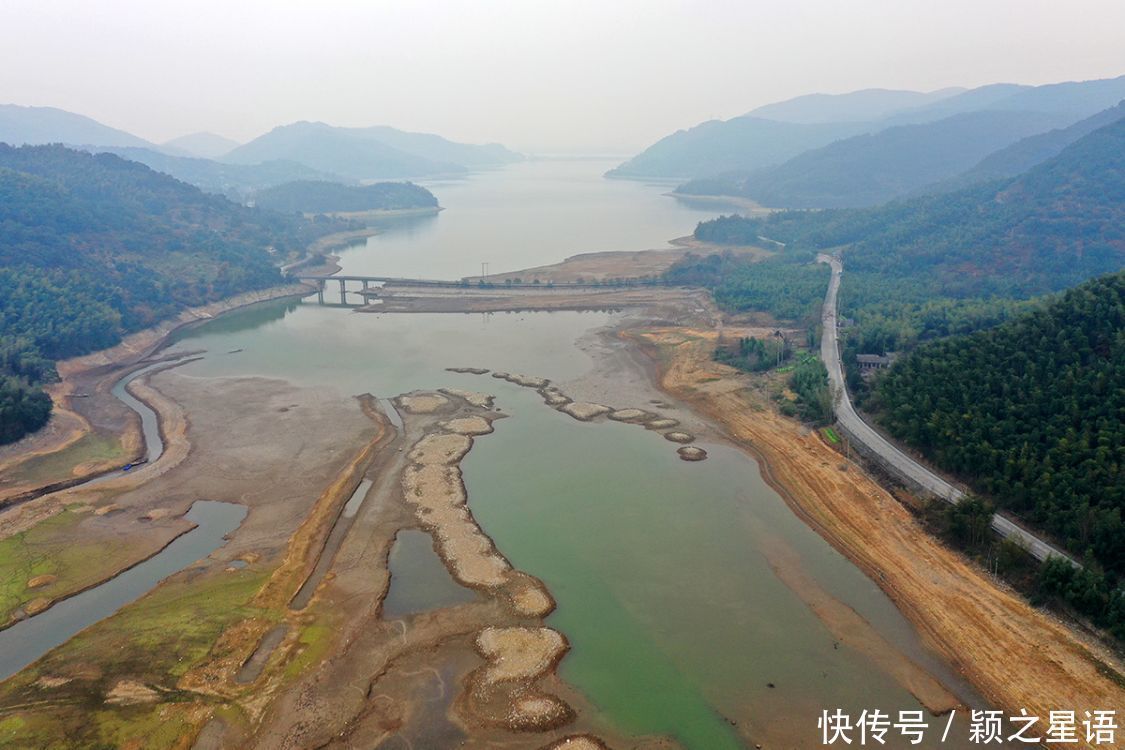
[86,146,342,198]
[743,87,964,124]
[612,74,1125,208]
[692,114,1125,303]
[163,131,241,159]
[0,104,153,150]
[0,105,524,195]
[224,122,521,181]
[924,100,1125,192]
[679,109,1072,208]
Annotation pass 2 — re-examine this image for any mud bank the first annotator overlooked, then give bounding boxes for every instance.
[243,388,619,750]
[0,282,315,502]
[630,325,1125,728]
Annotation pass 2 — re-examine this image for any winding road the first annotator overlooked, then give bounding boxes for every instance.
[817,254,1075,565]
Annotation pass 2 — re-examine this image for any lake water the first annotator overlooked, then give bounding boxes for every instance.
[337,159,724,279]
[164,159,981,748]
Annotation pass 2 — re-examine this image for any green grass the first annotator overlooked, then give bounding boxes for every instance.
[3,432,125,487]
[0,568,275,749]
[822,427,841,444]
[282,621,335,681]
[0,508,151,624]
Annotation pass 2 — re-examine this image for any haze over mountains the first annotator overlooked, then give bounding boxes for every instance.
[690,114,1125,305]
[612,74,1125,209]
[0,104,524,197]
[163,131,241,159]
[224,121,521,180]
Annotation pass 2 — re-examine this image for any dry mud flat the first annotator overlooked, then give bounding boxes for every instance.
[632,325,1125,733]
[0,283,315,506]
[0,376,629,749]
[0,368,393,747]
[241,389,625,750]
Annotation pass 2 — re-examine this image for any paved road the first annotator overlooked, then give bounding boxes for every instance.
[816,254,1075,565]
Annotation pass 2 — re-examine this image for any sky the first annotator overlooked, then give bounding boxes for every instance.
[1,0,1123,154]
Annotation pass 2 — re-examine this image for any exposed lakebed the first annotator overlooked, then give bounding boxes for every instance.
[0,500,246,680]
[27,159,981,747]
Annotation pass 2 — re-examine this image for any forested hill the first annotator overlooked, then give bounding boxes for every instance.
[677,109,1069,208]
[874,271,1125,581]
[692,114,1125,310]
[0,144,339,444]
[253,180,438,214]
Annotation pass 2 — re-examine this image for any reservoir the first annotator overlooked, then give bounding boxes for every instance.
[164,159,980,748]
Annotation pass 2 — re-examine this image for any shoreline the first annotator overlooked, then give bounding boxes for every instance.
[626,324,1125,727]
[663,191,774,215]
[0,282,315,501]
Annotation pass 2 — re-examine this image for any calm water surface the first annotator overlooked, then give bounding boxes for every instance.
[166,160,981,748]
[338,158,723,279]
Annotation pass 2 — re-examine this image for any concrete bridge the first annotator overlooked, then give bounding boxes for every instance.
[292,273,669,304]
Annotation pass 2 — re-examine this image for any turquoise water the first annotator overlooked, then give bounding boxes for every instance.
[162,161,981,748]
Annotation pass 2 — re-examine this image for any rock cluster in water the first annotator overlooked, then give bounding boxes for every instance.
[447,368,708,461]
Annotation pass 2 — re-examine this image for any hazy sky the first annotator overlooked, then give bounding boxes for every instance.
[2,0,1123,153]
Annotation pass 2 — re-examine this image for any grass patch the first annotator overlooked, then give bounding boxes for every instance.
[3,432,126,487]
[283,621,336,681]
[0,508,154,624]
[822,427,841,444]
[0,568,274,748]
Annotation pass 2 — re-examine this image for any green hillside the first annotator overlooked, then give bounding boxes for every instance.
[0,144,342,444]
[931,101,1125,191]
[874,272,1125,577]
[678,110,1068,208]
[253,180,438,214]
[688,115,1125,318]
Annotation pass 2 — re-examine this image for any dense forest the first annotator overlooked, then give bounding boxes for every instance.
[689,114,1125,312]
[873,271,1125,575]
[874,272,1125,636]
[674,117,1125,633]
[253,180,438,214]
[0,144,343,444]
[664,250,829,321]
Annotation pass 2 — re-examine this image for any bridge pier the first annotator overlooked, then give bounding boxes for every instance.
[339,278,347,304]
[316,280,325,305]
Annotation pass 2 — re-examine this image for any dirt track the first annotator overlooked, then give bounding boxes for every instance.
[632,325,1125,740]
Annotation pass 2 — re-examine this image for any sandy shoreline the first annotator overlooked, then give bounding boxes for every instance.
[627,325,1125,737]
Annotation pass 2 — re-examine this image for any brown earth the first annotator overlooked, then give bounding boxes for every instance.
[359,285,717,316]
[469,239,769,285]
[630,325,1125,740]
[0,284,315,506]
[243,390,621,750]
